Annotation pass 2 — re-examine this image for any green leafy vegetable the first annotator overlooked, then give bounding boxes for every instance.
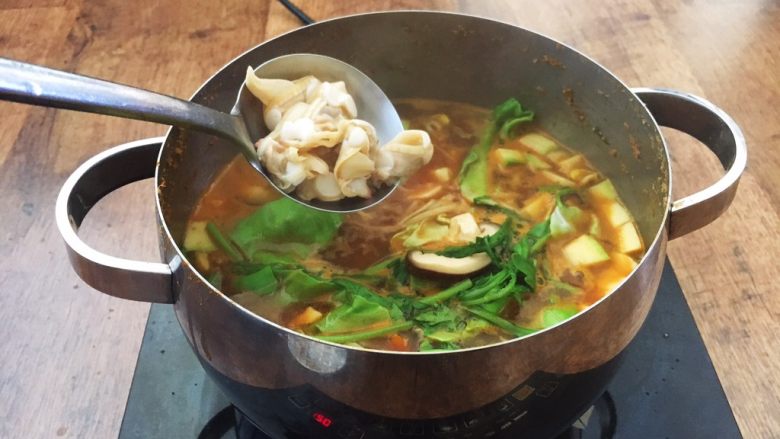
[317,321,414,343]
[331,279,407,322]
[426,318,492,343]
[234,266,278,295]
[494,98,535,140]
[514,219,551,260]
[334,279,388,306]
[362,257,398,275]
[459,270,511,301]
[230,198,343,251]
[461,274,518,306]
[459,98,535,200]
[414,306,460,327]
[541,306,579,327]
[206,222,243,262]
[401,221,449,248]
[473,196,523,221]
[388,258,410,285]
[550,190,585,238]
[419,339,460,352]
[438,219,512,261]
[477,296,512,315]
[445,217,551,311]
[418,279,474,305]
[207,272,223,290]
[315,295,393,334]
[465,307,535,337]
[283,270,338,300]
[249,251,297,267]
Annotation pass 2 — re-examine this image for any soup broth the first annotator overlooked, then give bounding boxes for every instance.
[184,99,644,352]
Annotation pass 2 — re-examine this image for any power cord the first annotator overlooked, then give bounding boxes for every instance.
[277,0,315,25]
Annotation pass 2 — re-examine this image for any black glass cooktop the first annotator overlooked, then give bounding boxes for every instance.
[118,261,741,439]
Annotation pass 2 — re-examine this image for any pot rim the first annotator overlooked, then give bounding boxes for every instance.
[154,10,672,356]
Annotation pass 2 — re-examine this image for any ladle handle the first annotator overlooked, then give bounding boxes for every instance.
[0,57,239,141]
[633,88,747,240]
[55,137,174,304]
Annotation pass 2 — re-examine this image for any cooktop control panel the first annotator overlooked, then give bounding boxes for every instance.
[245,362,618,439]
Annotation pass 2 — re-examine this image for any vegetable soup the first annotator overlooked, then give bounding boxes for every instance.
[184,98,644,352]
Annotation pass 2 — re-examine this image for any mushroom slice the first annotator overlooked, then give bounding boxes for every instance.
[408,250,491,276]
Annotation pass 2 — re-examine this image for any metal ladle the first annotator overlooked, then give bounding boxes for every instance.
[0,54,403,212]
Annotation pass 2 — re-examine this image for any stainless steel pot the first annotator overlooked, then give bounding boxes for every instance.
[56,11,745,424]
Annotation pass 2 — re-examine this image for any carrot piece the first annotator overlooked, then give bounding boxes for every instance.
[288,306,323,329]
[389,333,408,351]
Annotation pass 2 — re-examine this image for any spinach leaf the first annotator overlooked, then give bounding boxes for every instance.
[388,258,410,285]
[461,274,518,306]
[315,295,393,334]
[419,339,461,352]
[437,219,512,261]
[230,197,343,250]
[473,196,523,221]
[249,250,298,267]
[465,307,535,337]
[514,219,551,260]
[458,130,493,201]
[450,218,550,310]
[333,279,388,307]
[493,98,535,141]
[414,306,460,327]
[234,266,278,295]
[541,306,579,327]
[333,279,406,322]
[283,269,339,300]
[458,98,534,201]
[550,190,584,238]
[426,318,492,343]
[477,296,511,315]
[362,257,398,275]
[459,271,511,302]
[317,321,413,343]
[417,279,473,305]
[206,222,243,262]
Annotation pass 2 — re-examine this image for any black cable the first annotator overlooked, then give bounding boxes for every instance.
[277,0,315,25]
[599,391,618,439]
[197,405,237,439]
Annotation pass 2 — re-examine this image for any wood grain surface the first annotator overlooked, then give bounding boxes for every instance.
[0,1,777,438]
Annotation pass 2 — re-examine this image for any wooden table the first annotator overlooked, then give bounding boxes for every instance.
[0,1,777,437]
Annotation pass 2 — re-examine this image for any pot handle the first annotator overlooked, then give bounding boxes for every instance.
[632,88,747,240]
[55,137,174,303]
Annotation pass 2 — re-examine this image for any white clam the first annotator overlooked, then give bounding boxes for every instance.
[245,69,434,202]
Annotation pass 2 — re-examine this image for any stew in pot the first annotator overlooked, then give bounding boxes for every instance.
[183,98,645,352]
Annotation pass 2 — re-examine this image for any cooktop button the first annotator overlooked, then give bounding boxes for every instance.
[462,413,480,429]
[511,410,528,421]
[337,425,365,439]
[535,381,559,398]
[399,423,425,435]
[511,385,535,401]
[496,399,513,412]
[287,395,309,408]
[433,420,458,434]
